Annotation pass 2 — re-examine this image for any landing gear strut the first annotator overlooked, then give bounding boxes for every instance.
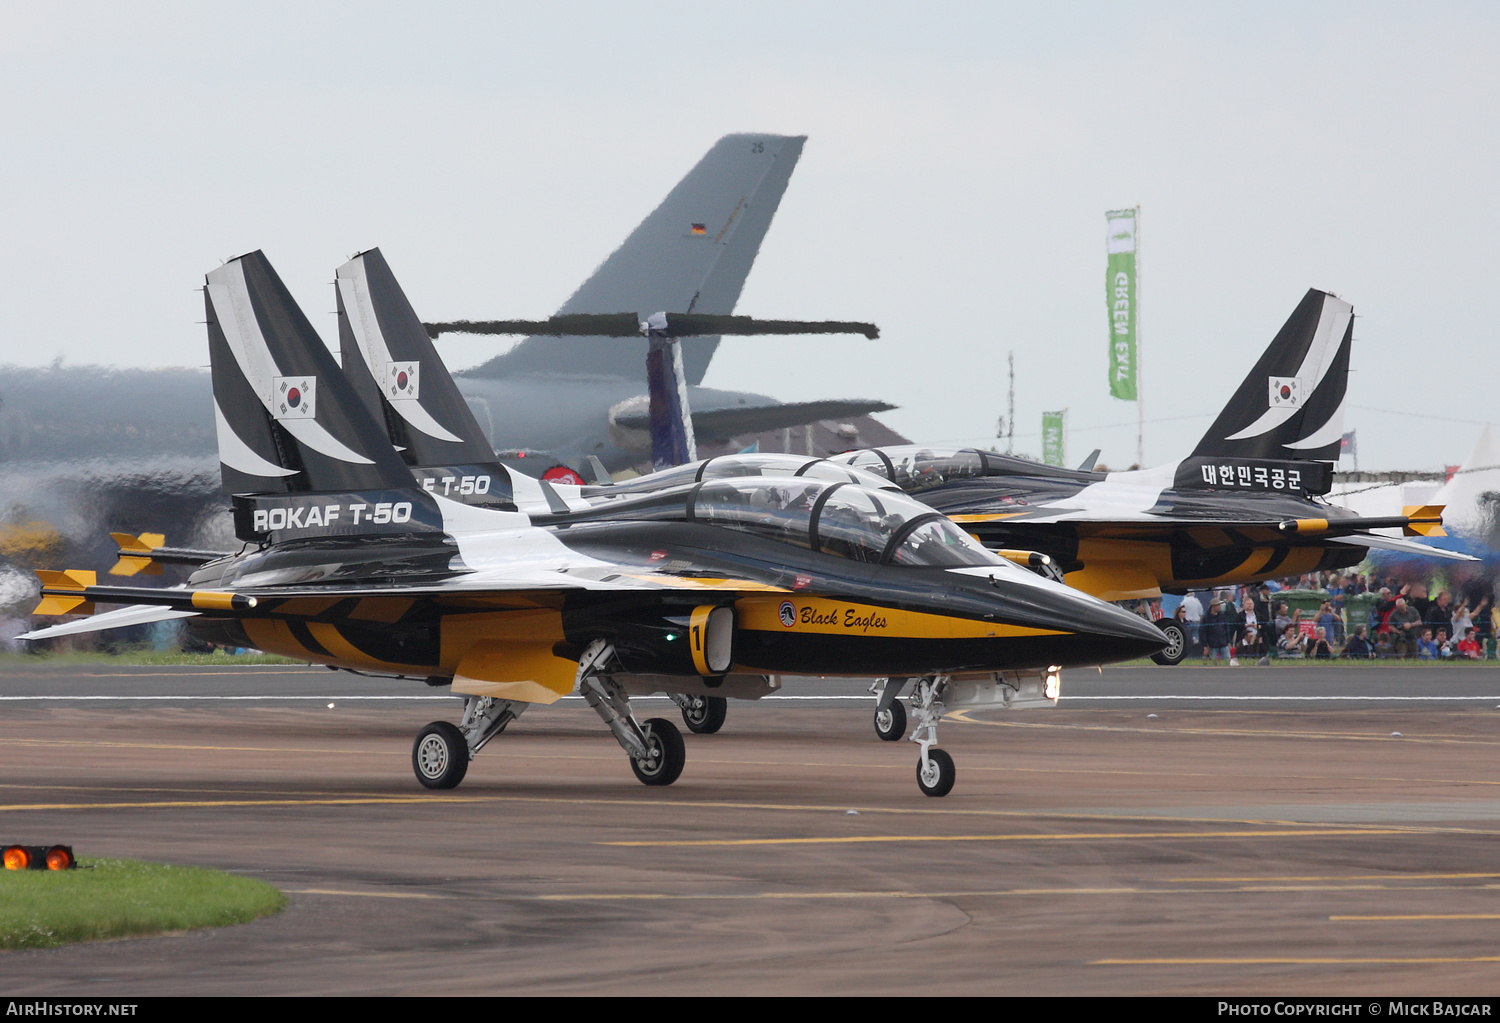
[672,693,727,734]
[412,695,526,790]
[908,675,956,797]
[577,640,686,786]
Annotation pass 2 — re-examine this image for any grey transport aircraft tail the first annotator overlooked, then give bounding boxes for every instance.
[462,133,805,385]
[1191,288,1353,463]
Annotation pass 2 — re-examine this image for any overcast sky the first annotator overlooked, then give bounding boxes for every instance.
[1,1,1495,470]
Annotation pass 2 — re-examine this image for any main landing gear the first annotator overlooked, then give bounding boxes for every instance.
[671,693,728,734]
[908,675,956,797]
[410,639,687,790]
[871,676,957,796]
[576,639,686,786]
[871,678,909,741]
[1151,619,1188,666]
[413,694,525,790]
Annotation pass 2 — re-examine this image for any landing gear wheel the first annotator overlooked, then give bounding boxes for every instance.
[916,748,956,798]
[630,718,686,786]
[874,701,907,741]
[1151,619,1188,666]
[413,721,469,790]
[680,695,727,734]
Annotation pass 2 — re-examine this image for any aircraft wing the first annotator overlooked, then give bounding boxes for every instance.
[952,504,1477,562]
[1325,533,1479,561]
[23,563,792,640]
[613,398,898,443]
[20,603,199,641]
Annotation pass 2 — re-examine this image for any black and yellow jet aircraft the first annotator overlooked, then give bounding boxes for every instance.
[23,251,1166,797]
[330,246,909,736]
[827,289,1474,676]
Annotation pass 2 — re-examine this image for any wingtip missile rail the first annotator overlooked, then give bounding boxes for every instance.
[108,533,231,576]
[1276,506,1447,538]
[33,571,257,615]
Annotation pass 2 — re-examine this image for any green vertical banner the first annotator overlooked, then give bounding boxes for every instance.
[1105,208,1138,401]
[1042,410,1066,467]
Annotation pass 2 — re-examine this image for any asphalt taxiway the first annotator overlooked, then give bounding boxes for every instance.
[4,661,1500,995]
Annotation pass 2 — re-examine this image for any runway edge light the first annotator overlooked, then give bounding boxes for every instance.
[3,844,75,870]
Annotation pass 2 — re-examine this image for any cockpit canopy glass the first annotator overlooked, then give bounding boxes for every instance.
[682,479,1000,568]
[585,453,900,499]
[830,446,1099,489]
[813,486,900,563]
[886,517,998,568]
[691,479,819,550]
[830,447,990,490]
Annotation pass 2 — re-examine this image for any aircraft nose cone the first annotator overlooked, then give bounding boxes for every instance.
[1094,603,1172,659]
[995,570,1168,663]
[943,566,1166,666]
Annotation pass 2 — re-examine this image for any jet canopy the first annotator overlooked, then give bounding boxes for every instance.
[830,446,1098,490]
[560,477,1005,569]
[586,453,901,497]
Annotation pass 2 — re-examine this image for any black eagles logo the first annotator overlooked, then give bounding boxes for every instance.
[779,601,796,628]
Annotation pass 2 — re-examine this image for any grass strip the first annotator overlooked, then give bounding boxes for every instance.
[0,858,285,949]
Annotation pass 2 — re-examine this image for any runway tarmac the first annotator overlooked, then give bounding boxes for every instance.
[4,660,1500,995]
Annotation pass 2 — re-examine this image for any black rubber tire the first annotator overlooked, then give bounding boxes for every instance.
[916,748,956,797]
[680,695,728,735]
[413,721,469,790]
[874,700,907,741]
[1151,619,1188,666]
[630,718,686,786]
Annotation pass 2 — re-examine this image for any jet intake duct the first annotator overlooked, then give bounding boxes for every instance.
[689,605,735,676]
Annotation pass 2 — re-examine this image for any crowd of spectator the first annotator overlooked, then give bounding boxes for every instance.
[1127,570,1496,663]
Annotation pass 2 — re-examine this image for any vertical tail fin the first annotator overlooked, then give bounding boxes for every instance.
[1191,289,1353,462]
[336,248,516,508]
[205,251,416,496]
[463,133,805,383]
[641,315,697,470]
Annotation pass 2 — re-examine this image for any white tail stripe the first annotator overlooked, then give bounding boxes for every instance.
[1284,394,1348,450]
[207,269,279,400]
[336,262,463,444]
[1223,295,1352,443]
[214,400,296,478]
[208,260,375,466]
[280,416,375,465]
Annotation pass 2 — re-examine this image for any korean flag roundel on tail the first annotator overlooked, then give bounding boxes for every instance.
[272,376,317,420]
[387,361,420,400]
[1268,376,1301,409]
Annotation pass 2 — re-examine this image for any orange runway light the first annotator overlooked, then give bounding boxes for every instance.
[3,844,75,870]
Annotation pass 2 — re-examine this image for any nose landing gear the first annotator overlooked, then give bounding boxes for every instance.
[909,675,955,797]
